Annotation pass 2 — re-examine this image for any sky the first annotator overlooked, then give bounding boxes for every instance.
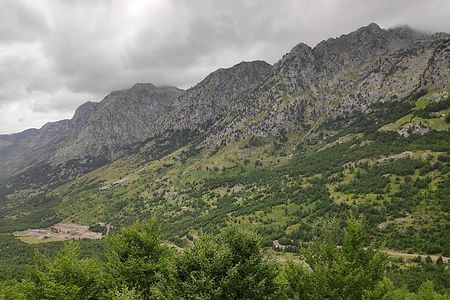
[0,0,449,134]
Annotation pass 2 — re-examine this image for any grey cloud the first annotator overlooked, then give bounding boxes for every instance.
[124,1,293,70]
[0,0,449,134]
[0,0,49,44]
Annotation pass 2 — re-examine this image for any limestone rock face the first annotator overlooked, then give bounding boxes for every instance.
[201,24,449,147]
[154,60,272,135]
[52,83,184,163]
[0,83,183,182]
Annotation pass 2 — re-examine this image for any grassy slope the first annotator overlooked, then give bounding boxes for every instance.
[46,89,450,255]
[0,88,448,286]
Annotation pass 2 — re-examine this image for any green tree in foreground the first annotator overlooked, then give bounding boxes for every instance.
[23,242,108,299]
[106,218,172,299]
[2,217,449,299]
[156,226,279,299]
[280,218,450,299]
[281,218,388,299]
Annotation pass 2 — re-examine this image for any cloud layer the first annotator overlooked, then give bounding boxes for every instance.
[1,0,449,134]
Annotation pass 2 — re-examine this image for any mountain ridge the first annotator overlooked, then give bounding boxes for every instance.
[0,83,183,183]
[200,24,449,149]
[0,22,448,196]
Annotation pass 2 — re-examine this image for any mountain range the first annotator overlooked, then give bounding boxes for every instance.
[0,23,449,255]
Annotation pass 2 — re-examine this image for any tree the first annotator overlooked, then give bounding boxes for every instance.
[106,218,172,299]
[159,226,279,299]
[110,287,144,300]
[282,218,388,299]
[0,279,32,300]
[383,280,449,300]
[22,242,108,299]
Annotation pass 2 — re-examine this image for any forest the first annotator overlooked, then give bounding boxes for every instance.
[1,218,449,299]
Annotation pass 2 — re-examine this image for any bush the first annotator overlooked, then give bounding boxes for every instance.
[282,218,388,299]
[158,226,279,299]
[426,245,442,255]
[278,237,294,246]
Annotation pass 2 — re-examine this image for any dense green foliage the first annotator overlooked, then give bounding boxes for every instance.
[157,226,279,299]
[281,219,388,299]
[1,218,449,299]
[106,219,172,299]
[0,234,105,281]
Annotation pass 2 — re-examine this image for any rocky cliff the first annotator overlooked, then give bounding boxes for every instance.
[201,23,449,148]
[0,83,183,183]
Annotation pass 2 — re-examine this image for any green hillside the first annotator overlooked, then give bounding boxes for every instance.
[43,88,450,255]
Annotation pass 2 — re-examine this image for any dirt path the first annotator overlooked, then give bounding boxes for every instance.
[384,249,449,263]
[271,241,449,264]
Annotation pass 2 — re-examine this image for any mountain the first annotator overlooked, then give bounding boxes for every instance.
[52,83,183,163]
[0,23,449,257]
[153,60,271,138]
[2,24,447,187]
[202,23,449,148]
[0,83,183,188]
[139,60,272,160]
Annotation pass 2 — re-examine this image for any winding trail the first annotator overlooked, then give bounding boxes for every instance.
[384,249,449,263]
[271,240,449,264]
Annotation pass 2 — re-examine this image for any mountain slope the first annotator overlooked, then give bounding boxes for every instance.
[138,60,272,160]
[53,86,450,253]
[44,24,450,255]
[0,23,449,255]
[0,84,183,188]
[155,60,272,134]
[203,24,449,148]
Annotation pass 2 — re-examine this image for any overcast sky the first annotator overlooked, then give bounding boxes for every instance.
[0,0,449,134]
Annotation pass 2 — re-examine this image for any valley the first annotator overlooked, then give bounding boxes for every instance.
[0,23,449,298]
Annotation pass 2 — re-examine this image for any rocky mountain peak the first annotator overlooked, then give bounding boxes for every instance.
[312,23,408,66]
[104,83,183,103]
[71,101,99,128]
[359,22,383,34]
[51,83,184,163]
[273,43,315,75]
[153,60,272,136]
[198,60,272,94]
[176,60,272,110]
[131,82,156,90]
[270,23,435,89]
